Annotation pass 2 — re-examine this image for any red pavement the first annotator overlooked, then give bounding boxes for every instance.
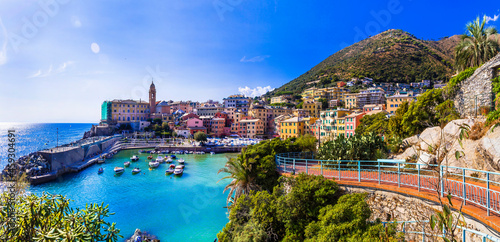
[279,165,500,232]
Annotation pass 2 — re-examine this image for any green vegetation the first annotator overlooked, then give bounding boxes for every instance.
[0,192,122,241]
[455,15,499,71]
[487,76,500,125]
[217,174,399,241]
[401,89,458,136]
[145,122,172,137]
[194,131,207,142]
[355,112,389,136]
[446,66,478,92]
[317,133,387,161]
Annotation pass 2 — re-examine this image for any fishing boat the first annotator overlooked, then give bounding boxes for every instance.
[131,155,139,161]
[149,161,160,168]
[178,158,185,164]
[210,152,215,155]
[156,156,164,163]
[97,157,105,164]
[178,164,185,169]
[147,155,153,160]
[149,150,155,154]
[98,167,104,174]
[132,167,141,174]
[169,164,176,169]
[170,154,176,159]
[174,165,184,175]
[114,167,125,174]
[165,168,174,174]
[138,150,144,154]
[124,161,131,167]
[165,157,173,163]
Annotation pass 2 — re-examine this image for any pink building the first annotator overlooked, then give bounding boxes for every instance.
[344,113,365,137]
[186,118,207,135]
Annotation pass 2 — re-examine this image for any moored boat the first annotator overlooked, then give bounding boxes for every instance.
[165,157,173,163]
[156,156,164,163]
[114,167,125,173]
[178,158,185,164]
[165,168,174,174]
[98,167,104,174]
[124,161,131,167]
[149,161,160,168]
[210,152,215,155]
[131,155,139,161]
[97,157,105,164]
[170,155,176,159]
[132,167,141,174]
[147,155,153,160]
[169,164,176,169]
[174,165,184,175]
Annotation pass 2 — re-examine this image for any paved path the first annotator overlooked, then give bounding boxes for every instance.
[279,164,500,233]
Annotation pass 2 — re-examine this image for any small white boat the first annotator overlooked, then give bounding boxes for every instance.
[149,161,160,168]
[178,158,185,164]
[156,156,164,163]
[174,165,184,175]
[131,155,139,161]
[114,167,125,173]
[165,157,173,163]
[166,168,174,174]
[124,161,131,167]
[200,151,205,154]
[132,168,141,174]
[97,157,105,164]
[178,164,185,169]
[210,152,215,155]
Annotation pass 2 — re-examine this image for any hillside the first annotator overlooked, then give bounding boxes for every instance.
[269,29,460,95]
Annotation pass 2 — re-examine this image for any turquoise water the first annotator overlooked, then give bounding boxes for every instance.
[29,149,232,241]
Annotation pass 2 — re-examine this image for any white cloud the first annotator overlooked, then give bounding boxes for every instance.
[486,14,499,23]
[28,61,73,78]
[240,55,270,63]
[238,86,274,97]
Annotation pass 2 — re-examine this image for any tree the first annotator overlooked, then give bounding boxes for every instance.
[455,15,499,71]
[318,98,329,110]
[388,101,410,139]
[356,112,389,136]
[401,89,458,136]
[0,193,122,241]
[295,134,318,153]
[218,157,259,206]
[317,133,387,161]
[194,131,207,142]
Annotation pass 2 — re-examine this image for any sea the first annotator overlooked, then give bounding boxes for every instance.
[0,123,232,241]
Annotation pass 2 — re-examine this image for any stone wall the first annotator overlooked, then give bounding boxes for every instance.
[454,53,500,117]
[342,185,500,241]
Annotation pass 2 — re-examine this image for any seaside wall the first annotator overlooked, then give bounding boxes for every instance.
[454,53,500,117]
[85,144,101,159]
[39,147,85,171]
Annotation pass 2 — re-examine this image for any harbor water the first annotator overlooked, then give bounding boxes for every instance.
[0,123,232,241]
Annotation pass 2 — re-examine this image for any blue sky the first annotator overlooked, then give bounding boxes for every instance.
[0,0,498,123]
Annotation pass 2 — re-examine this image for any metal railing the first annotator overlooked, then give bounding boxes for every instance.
[276,152,500,217]
[381,220,500,242]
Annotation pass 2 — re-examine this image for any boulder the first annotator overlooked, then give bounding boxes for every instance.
[479,126,500,170]
[417,126,442,152]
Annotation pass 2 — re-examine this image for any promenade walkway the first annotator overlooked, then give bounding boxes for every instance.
[276,152,500,233]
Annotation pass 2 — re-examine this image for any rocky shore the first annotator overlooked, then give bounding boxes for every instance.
[126,229,160,242]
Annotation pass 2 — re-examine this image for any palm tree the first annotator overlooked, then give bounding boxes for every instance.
[455,15,499,71]
[218,157,259,206]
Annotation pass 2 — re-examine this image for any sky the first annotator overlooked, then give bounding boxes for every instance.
[0,0,498,123]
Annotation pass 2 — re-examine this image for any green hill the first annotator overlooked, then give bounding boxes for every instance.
[269,29,460,96]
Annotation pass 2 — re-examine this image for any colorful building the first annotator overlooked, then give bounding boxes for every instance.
[303,100,322,118]
[279,117,305,140]
[387,94,417,114]
[223,94,252,112]
[344,112,365,137]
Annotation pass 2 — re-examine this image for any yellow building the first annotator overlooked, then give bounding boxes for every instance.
[280,117,305,140]
[109,99,150,123]
[270,95,292,104]
[344,93,358,109]
[301,87,347,102]
[303,100,322,117]
[301,87,317,100]
[303,117,318,136]
[387,94,417,114]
